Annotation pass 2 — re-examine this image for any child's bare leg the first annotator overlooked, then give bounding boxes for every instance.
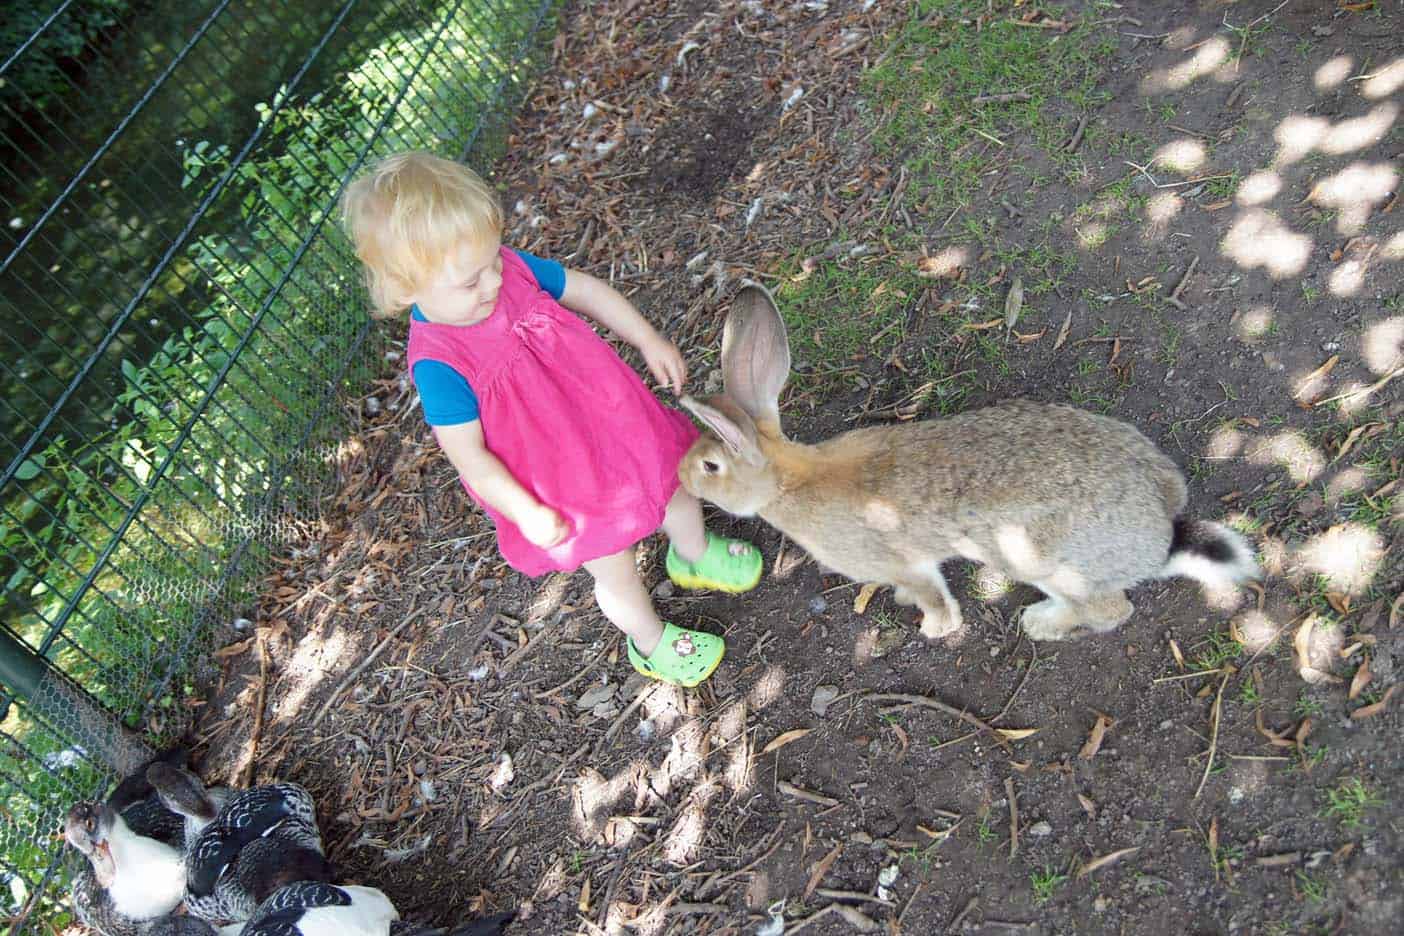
[661,486,707,563]
[584,547,664,656]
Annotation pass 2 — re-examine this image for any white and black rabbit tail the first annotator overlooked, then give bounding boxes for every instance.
[1160,518,1261,588]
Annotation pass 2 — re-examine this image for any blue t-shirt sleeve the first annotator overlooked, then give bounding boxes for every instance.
[412,360,479,425]
[512,248,566,300]
[410,248,562,426]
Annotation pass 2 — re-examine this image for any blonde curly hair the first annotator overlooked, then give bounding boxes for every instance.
[340,151,503,318]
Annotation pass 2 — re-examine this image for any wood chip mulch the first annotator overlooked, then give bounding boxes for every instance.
[191,1,913,932]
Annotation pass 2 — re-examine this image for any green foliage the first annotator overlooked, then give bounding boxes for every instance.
[1,1,556,921]
[1320,777,1384,830]
[0,1,136,118]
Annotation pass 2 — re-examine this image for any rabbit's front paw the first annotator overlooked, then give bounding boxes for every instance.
[919,605,963,640]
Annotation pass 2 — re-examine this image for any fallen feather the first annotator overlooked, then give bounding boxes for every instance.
[811,685,841,717]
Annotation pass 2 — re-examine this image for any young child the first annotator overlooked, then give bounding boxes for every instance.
[341,151,761,687]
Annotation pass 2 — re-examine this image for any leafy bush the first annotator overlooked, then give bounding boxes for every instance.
[0,1,138,118]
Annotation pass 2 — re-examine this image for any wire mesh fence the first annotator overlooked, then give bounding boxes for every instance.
[0,0,559,928]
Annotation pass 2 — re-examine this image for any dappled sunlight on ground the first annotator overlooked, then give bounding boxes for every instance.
[1141,34,1232,94]
[1274,103,1399,167]
[1308,161,1398,236]
[1230,608,1281,654]
[1314,55,1354,91]
[1324,466,1370,506]
[1235,170,1281,206]
[1290,523,1385,596]
[1362,56,1404,99]
[1144,191,1183,241]
[917,245,971,279]
[1220,209,1312,278]
[662,777,720,866]
[270,625,354,726]
[1361,317,1403,375]
[1245,430,1325,483]
[1154,138,1207,174]
[1382,231,1404,260]
[1294,614,1345,686]
[747,663,787,710]
[1233,305,1275,340]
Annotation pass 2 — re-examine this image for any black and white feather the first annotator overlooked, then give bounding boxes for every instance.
[146,765,329,924]
[239,882,516,936]
[185,786,327,923]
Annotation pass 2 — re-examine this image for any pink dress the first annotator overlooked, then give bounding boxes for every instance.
[406,247,699,575]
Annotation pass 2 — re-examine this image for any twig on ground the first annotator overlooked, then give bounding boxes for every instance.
[311,606,426,726]
[1167,254,1200,310]
[238,631,269,787]
[778,781,840,807]
[947,896,979,933]
[697,822,787,897]
[972,92,1031,105]
[532,635,618,699]
[925,639,1037,753]
[1005,776,1019,859]
[1063,114,1088,152]
[813,888,895,907]
[592,689,650,756]
[1313,366,1402,409]
[869,692,1010,751]
[1195,667,1233,799]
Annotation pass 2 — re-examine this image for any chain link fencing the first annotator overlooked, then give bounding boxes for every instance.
[0,1,560,928]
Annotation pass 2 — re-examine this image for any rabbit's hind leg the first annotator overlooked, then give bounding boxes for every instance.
[1022,589,1132,640]
[1073,591,1133,633]
[894,564,964,640]
[1020,596,1079,641]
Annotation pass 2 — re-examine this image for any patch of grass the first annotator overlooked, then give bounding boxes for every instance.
[976,813,998,844]
[916,350,977,415]
[900,840,945,874]
[1189,628,1241,671]
[865,0,1111,215]
[1031,864,1068,905]
[773,257,922,389]
[1290,744,1328,774]
[1235,679,1261,707]
[1296,871,1328,905]
[1202,171,1239,201]
[1293,690,1325,719]
[1320,777,1383,830]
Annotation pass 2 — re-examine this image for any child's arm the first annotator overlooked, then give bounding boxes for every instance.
[559,270,687,394]
[434,421,568,548]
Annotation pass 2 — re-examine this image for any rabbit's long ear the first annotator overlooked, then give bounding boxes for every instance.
[681,396,764,466]
[722,282,790,433]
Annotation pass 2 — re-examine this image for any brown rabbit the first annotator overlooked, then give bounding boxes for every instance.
[677,284,1260,641]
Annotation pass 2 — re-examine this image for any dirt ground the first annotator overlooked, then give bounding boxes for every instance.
[187,2,1400,934]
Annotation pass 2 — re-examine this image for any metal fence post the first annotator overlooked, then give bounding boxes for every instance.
[0,630,151,776]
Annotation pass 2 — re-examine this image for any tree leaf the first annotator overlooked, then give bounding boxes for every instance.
[853,583,880,614]
[1004,276,1024,333]
[15,457,43,481]
[1348,655,1372,701]
[761,728,813,754]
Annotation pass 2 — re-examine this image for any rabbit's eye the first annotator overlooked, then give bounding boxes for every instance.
[702,460,720,474]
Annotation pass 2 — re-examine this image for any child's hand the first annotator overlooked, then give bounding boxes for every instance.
[518,503,569,548]
[638,333,687,395]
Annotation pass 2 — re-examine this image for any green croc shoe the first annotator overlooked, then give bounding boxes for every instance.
[666,532,763,594]
[628,622,725,688]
